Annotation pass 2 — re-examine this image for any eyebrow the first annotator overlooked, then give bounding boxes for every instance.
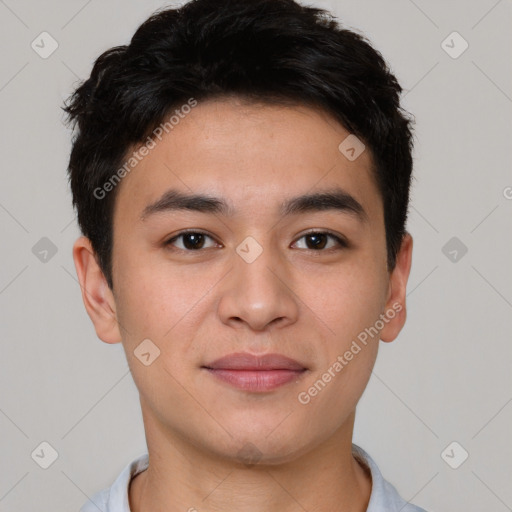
[140,187,369,223]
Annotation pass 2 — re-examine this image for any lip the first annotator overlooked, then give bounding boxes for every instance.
[202,352,308,392]
[204,352,307,371]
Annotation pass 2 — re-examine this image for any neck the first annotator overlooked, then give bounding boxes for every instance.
[130,404,372,512]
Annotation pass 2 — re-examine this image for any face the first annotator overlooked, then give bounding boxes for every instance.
[74,97,412,465]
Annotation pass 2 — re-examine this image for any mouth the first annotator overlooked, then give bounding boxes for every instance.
[202,352,308,392]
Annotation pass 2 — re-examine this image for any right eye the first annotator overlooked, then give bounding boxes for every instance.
[164,230,220,251]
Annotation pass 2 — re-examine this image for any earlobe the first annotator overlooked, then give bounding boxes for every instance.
[380,232,413,343]
[72,236,122,344]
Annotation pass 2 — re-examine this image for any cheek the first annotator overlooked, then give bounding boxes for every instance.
[309,260,388,341]
[114,248,203,337]
[312,260,386,406]
[113,260,204,405]
[315,344,378,425]
[113,253,223,398]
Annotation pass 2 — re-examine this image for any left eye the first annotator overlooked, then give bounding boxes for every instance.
[292,232,347,251]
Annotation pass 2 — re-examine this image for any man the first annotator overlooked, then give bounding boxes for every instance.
[64,0,425,510]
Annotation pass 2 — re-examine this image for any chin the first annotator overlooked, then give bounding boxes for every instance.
[206,426,313,467]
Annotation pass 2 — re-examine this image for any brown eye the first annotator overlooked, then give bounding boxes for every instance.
[293,232,348,251]
[165,231,218,251]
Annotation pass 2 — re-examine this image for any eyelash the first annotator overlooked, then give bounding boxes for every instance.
[163,230,349,253]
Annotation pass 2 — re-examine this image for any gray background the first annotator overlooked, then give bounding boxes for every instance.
[1,0,511,510]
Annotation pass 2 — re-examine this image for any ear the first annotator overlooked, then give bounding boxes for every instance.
[380,232,413,343]
[72,236,122,344]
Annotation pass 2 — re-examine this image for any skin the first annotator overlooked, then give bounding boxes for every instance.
[73,97,413,512]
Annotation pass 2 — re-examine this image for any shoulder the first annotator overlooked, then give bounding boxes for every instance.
[79,453,149,512]
[352,444,428,512]
[80,488,109,512]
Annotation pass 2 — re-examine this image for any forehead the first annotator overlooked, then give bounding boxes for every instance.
[113,98,383,226]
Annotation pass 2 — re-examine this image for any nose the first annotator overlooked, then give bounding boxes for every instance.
[217,239,300,332]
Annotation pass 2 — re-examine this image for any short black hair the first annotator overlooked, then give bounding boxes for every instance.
[63,0,415,290]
